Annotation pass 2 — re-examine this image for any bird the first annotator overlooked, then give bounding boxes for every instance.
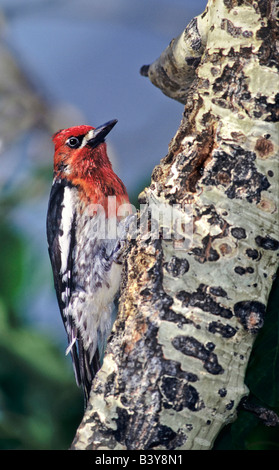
[46,119,132,404]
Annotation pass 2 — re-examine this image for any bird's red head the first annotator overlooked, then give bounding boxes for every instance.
[52,119,131,215]
[52,120,119,176]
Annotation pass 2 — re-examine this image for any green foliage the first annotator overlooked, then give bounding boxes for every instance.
[246,272,279,409]
[0,224,24,310]
[214,272,279,450]
[0,221,83,450]
[0,321,83,449]
[129,178,151,210]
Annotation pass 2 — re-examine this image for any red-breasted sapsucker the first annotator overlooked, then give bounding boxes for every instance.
[47,119,131,404]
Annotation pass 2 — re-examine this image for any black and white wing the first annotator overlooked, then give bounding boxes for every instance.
[46,179,99,403]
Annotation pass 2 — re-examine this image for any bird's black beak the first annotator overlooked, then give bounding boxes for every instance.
[87,119,118,148]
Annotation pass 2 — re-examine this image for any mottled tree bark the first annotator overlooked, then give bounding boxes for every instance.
[71,0,279,450]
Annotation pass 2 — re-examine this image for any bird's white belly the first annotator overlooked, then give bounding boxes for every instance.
[69,210,122,358]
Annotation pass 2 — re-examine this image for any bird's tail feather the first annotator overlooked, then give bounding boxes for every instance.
[77,339,101,406]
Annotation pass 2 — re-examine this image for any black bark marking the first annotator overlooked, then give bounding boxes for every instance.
[203,147,270,203]
[165,256,189,277]
[226,400,235,410]
[231,227,247,239]
[221,18,243,37]
[147,425,187,450]
[208,321,237,338]
[234,266,246,275]
[192,234,220,262]
[218,388,227,398]
[255,235,279,251]
[234,300,266,333]
[172,336,224,375]
[246,248,260,260]
[176,285,233,319]
[161,376,204,412]
[254,94,279,122]
[209,286,228,297]
[184,17,203,51]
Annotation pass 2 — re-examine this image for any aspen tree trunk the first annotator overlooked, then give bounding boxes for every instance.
[71,0,279,450]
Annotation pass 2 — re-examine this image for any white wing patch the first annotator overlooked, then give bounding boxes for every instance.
[58,186,78,355]
[59,186,75,275]
[65,336,77,356]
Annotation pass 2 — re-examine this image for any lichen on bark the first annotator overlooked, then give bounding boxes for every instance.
[72,0,279,450]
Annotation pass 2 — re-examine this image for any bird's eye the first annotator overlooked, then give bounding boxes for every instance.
[67,137,80,148]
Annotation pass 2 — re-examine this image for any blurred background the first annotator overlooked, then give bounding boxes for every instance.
[0,0,278,450]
